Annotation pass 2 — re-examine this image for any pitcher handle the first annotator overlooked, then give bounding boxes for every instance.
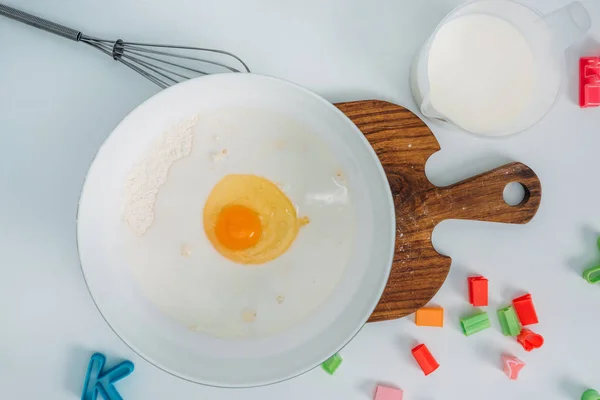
[543,1,591,51]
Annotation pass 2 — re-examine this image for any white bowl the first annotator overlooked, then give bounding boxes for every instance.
[77,74,395,387]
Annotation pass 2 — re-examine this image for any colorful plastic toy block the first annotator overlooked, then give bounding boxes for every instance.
[81,353,134,400]
[580,57,600,108]
[411,344,439,376]
[497,305,522,336]
[516,328,544,352]
[581,389,600,400]
[321,353,343,375]
[468,276,488,306]
[374,385,404,400]
[502,354,525,380]
[583,265,600,284]
[460,311,491,336]
[415,307,444,327]
[512,293,539,325]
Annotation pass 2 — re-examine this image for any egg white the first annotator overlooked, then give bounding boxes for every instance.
[125,108,356,338]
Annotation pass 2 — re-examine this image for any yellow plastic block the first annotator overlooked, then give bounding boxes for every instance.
[415,307,444,327]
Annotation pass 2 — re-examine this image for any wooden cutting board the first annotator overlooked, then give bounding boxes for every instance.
[335,100,542,323]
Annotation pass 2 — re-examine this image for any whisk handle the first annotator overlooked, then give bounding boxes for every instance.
[0,3,81,41]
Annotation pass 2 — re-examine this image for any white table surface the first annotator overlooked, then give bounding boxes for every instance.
[1,0,599,399]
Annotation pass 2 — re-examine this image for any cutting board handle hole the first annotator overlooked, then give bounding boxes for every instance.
[503,182,528,206]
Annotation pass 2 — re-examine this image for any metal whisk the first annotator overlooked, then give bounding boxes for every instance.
[0,3,250,88]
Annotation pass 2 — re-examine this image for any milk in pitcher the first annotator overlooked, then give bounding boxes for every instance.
[427,14,535,135]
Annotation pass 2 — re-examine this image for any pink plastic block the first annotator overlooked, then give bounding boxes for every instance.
[502,355,525,380]
[374,385,403,400]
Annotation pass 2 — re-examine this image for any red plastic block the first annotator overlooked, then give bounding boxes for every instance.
[468,276,488,307]
[516,328,544,352]
[512,293,538,325]
[411,344,439,376]
[580,57,600,108]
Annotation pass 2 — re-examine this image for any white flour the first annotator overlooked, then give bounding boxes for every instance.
[428,14,534,135]
[123,116,198,235]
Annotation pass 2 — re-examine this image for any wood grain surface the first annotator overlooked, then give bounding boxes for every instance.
[335,100,542,323]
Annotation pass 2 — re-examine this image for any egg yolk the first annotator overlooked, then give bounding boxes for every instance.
[203,174,305,264]
[214,204,262,250]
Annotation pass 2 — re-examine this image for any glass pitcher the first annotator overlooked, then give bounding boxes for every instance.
[410,0,591,137]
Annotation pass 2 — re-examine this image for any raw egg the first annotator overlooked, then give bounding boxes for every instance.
[203,174,301,264]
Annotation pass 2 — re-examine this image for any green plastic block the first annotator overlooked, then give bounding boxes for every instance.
[583,266,600,284]
[497,306,522,336]
[582,389,600,400]
[321,353,343,375]
[460,311,491,336]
